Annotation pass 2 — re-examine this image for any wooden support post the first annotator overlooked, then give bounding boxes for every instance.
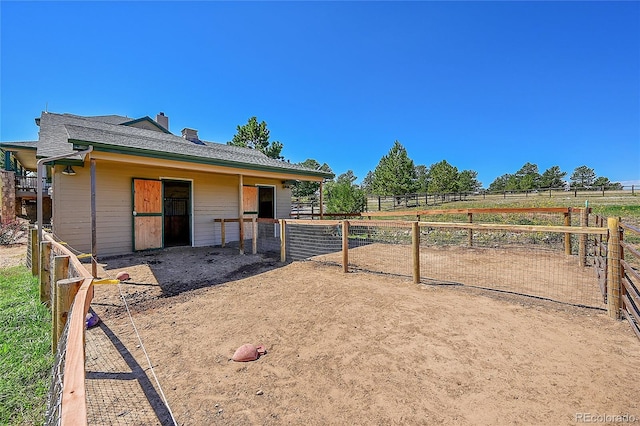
[30,227,38,276]
[39,241,52,306]
[280,220,286,262]
[606,217,621,319]
[619,225,626,307]
[564,210,572,255]
[90,158,98,278]
[51,255,69,352]
[54,277,84,344]
[467,213,473,247]
[238,175,244,254]
[579,208,588,266]
[378,196,381,211]
[220,219,225,247]
[252,218,257,255]
[319,181,324,219]
[342,220,349,273]
[412,221,420,284]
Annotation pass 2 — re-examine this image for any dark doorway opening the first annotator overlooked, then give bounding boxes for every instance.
[258,186,275,219]
[163,180,191,247]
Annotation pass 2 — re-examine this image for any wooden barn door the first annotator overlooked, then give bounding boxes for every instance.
[132,179,163,251]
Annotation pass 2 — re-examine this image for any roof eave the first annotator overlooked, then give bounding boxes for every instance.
[69,139,333,179]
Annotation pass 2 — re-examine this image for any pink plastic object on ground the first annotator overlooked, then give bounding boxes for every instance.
[116,271,130,281]
[232,344,267,362]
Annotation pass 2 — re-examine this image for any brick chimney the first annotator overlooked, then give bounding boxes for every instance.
[156,112,169,131]
[181,128,199,143]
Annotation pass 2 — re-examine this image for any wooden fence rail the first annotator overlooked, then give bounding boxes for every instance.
[620,221,640,339]
[31,227,94,426]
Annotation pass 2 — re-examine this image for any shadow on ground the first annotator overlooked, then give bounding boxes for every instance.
[96,245,284,298]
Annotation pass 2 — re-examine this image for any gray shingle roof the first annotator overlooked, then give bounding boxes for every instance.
[0,141,39,149]
[35,112,332,178]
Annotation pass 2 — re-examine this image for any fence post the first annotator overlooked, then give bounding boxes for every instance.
[280,220,286,262]
[606,217,621,319]
[412,221,420,284]
[39,241,52,306]
[51,255,70,352]
[54,277,84,344]
[342,220,349,273]
[378,196,381,211]
[467,213,473,247]
[252,218,257,255]
[564,209,572,255]
[220,219,225,247]
[30,227,38,276]
[579,208,588,266]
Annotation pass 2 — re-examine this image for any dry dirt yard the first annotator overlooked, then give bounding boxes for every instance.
[2,243,639,425]
[81,245,640,426]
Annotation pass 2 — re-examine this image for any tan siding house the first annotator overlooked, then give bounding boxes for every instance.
[2,112,332,257]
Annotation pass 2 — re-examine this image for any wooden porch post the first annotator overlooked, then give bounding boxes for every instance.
[238,175,244,254]
[90,158,98,277]
[319,181,324,220]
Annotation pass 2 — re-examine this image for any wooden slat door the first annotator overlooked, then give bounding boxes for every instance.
[133,179,163,251]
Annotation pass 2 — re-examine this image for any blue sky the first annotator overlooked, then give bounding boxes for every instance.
[1,1,639,187]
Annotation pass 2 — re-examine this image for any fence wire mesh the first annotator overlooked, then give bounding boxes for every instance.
[419,228,602,308]
[45,301,72,426]
[284,219,606,310]
[285,222,342,262]
[256,221,281,256]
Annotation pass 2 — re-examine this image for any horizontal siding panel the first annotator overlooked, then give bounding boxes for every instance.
[53,161,269,256]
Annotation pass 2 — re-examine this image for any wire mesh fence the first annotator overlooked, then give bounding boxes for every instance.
[45,301,72,426]
[285,221,343,262]
[282,218,608,310]
[256,220,281,256]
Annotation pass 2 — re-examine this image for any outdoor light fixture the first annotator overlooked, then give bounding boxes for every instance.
[62,165,76,176]
[282,179,298,189]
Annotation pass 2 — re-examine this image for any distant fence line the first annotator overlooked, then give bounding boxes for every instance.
[291,185,637,216]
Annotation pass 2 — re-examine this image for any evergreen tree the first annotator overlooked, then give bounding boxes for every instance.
[540,166,566,189]
[228,116,284,159]
[325,170,367,213]
[371,141,417,195]
[292,159,332,198]
[489,174,513,192]
[414,165,430,193]
[570,165,596,188]
[427,160,459,193]
[457,170,481,192]
[515,162,541,190]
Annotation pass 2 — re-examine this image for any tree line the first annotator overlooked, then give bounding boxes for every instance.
[228,117,623,213]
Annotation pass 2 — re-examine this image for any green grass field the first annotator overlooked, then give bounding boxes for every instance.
[0,266,53,425]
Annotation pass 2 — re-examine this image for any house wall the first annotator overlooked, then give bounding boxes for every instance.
[52,160,293,257]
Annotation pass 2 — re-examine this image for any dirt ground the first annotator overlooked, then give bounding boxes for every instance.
[3,244,640,425]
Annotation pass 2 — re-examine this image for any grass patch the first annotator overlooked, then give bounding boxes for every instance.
[366,193,640,222]
[0,266,53,425]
